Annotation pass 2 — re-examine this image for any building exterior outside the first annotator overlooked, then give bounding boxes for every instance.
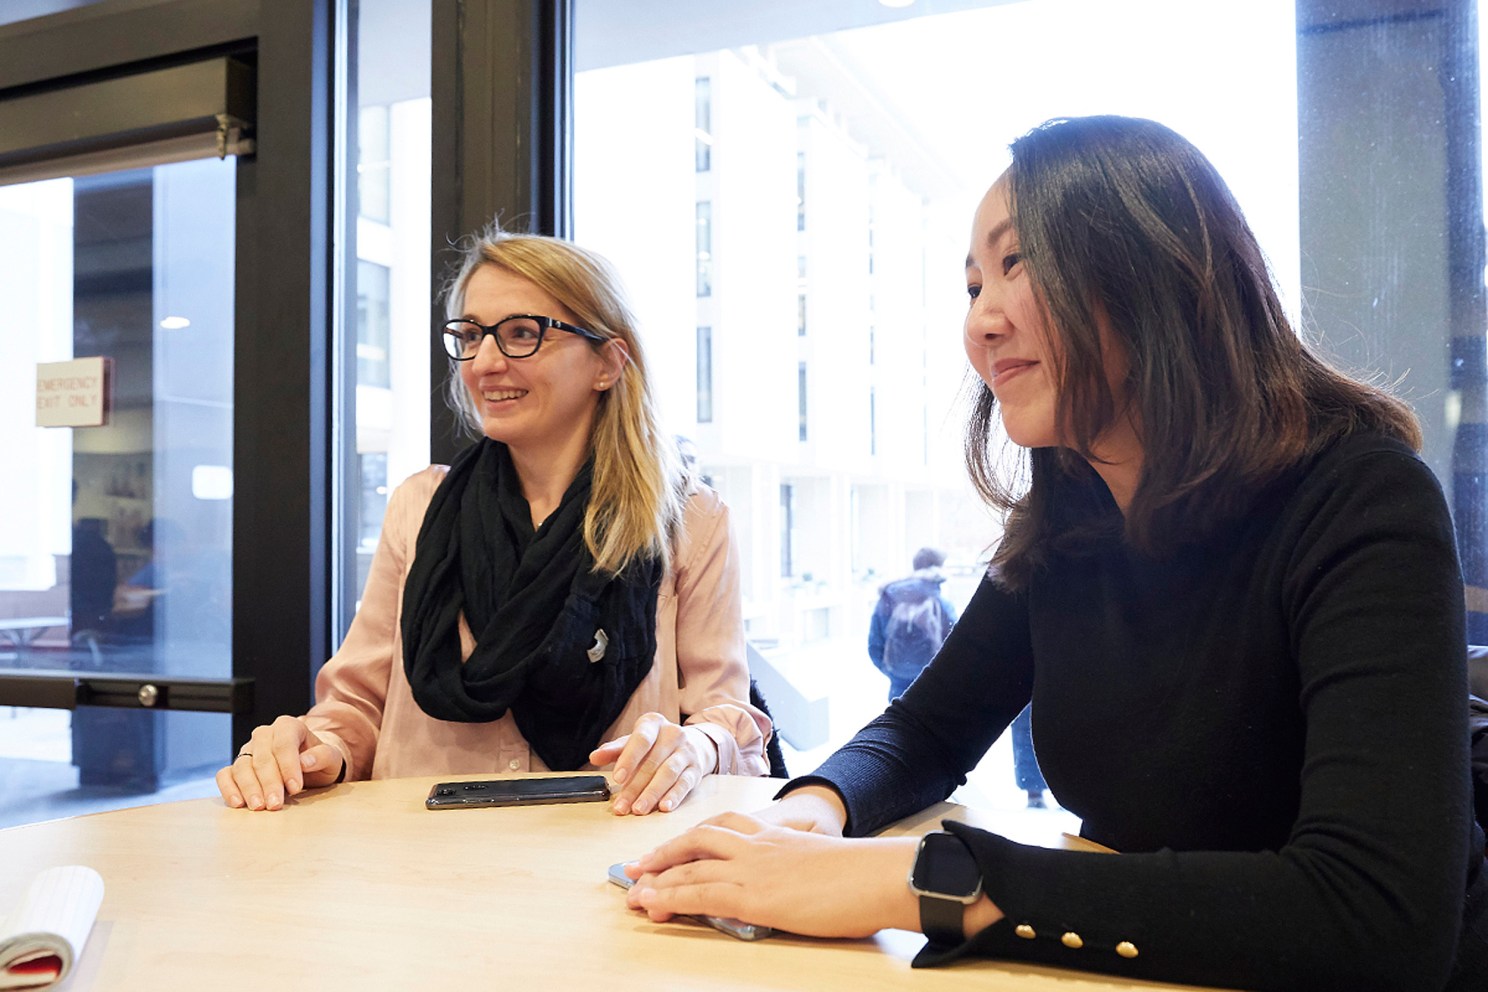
[574,47,990,658]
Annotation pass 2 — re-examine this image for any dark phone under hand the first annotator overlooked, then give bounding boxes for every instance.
[425,775,610,809]
[607,861,774,941]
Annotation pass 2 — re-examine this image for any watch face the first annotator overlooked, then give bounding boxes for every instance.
[911,833,981,899]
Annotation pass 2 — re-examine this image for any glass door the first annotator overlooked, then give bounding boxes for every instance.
[0,157,236,825]
[1,0,353,831]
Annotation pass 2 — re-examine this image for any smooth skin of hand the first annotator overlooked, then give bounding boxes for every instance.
[624,791,1004,940]
[733,784,850,836]
[625,811,925,938]
[589,711,719,815]
[214,714,346,811]
[619,785,849,884]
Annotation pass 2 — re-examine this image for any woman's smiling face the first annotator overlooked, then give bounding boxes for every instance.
[457,264,613,457]
[964,174,1143,510]
[963,177,1062,449]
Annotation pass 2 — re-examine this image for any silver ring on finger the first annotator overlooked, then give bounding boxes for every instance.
[236,751,253,760]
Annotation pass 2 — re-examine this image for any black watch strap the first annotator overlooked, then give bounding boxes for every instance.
[911,831,981,946]
[919,893,967,946]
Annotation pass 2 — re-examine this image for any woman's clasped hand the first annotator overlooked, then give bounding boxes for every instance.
[589,711,719,815]
[627,813,928,939]
[621,784,996,940]
[216,715,343,811]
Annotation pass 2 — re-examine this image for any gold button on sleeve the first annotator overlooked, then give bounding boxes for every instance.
[1013,924,1036,940]
[1060,931,1084,949]
[1115,941,1139,959]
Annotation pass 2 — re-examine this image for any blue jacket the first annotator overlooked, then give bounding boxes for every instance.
[867,567,957,677]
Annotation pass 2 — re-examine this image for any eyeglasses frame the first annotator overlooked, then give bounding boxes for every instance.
[440,314,609,360]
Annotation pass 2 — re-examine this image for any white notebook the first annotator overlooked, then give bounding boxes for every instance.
[0,867,104,990]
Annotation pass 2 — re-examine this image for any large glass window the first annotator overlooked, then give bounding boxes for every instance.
[574,0,1481,812]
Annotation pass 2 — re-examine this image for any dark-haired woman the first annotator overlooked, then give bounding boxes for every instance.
[626,115,1487,991]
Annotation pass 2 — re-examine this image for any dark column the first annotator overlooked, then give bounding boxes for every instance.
[428,0,572,465]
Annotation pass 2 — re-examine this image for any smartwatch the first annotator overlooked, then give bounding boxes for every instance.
[908,830,982,946]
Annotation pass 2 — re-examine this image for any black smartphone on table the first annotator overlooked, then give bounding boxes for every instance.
[425,775,610,809]
[607,861,774,941]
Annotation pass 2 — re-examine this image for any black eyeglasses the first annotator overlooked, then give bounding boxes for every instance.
[439,314,607,360]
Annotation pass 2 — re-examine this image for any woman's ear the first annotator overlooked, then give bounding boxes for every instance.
[595,338,630,391]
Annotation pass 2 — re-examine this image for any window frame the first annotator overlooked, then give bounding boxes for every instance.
[428,0,571,466]
[0,0,341,747]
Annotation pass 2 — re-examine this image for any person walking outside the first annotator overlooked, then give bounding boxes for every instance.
[867,548,957,701]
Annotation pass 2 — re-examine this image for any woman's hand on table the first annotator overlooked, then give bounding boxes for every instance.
[590,712,718,815]
[623,812,921,938]
[616,785,845,882]
[215,715,345,811]
[746,784,849,836]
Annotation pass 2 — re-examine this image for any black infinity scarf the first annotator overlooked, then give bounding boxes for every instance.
[401,439,661,769]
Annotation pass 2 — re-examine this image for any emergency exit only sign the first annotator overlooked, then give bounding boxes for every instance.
[35,356,112,428]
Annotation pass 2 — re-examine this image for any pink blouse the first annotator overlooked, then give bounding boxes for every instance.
[303,466,771,780]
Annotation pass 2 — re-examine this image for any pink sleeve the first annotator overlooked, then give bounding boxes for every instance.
[673,489,772,777]
[302,470,432,780]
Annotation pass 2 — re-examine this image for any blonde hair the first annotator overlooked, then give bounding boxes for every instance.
[442,228,684,575]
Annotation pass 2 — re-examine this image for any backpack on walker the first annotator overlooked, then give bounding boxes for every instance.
[881,593,948,680]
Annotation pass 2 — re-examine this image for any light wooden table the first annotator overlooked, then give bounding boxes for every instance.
[0,774,1215,991]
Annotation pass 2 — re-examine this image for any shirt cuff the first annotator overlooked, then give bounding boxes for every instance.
[311,728,356,783]
[688,722,728,773]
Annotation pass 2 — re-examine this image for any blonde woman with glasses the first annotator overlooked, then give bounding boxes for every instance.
[217,230,771,815]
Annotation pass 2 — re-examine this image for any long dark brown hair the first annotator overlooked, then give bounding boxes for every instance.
[970,116,1421,588]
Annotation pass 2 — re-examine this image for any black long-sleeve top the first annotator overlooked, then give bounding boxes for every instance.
[804,433,1488,991]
